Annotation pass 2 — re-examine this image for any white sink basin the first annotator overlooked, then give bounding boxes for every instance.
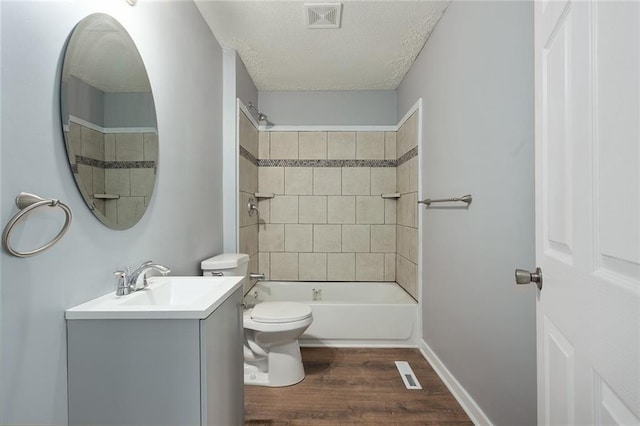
[65,276,243,320]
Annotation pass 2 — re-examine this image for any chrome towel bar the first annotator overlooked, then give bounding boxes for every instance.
[418,194,472,207]
[2,192,72,257]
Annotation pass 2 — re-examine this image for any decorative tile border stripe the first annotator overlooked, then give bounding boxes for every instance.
[397,146,418,167]
[76,155,156,169]
[257,159,397,168]
[239,145,259,166]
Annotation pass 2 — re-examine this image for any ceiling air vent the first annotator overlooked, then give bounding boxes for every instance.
[304,3,342,29]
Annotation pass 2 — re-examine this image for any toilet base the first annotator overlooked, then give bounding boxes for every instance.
[243,341,305,387]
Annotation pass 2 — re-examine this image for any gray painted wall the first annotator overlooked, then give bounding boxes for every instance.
[235,54,258,110]
[63,77,157,129]
[104,91,156,128]
[258,90,397,125]
[0,1,223,424]
[397,2,536,425]
[65,76,106,127]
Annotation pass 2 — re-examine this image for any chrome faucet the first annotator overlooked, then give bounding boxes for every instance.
[127,260,171,292]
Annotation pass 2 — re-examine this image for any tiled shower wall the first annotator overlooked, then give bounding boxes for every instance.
[237,112,259,292]
[237,111,419,300]
[396,113,419,298]
[256,131,400,281]
[66,121,157,227]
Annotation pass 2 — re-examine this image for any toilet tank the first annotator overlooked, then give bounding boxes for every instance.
[201,253,250,277]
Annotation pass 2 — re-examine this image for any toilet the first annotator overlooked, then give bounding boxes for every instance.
[201,253,313,387]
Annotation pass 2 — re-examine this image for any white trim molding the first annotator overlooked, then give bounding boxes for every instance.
[419,338,494,426]
[66,115,156,134]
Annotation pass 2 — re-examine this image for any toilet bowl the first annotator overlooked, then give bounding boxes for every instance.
[201,253,313,387]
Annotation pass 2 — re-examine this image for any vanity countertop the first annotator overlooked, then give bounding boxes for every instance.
[65,276,243,320]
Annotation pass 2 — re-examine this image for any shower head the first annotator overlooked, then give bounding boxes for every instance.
[248,102,269,123]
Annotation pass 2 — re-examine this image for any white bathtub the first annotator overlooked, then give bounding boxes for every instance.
[243,281,418,347]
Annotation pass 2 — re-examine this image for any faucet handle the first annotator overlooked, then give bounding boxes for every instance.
[114,270,129,296]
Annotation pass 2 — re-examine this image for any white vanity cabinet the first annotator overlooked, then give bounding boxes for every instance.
[67,286,243,426]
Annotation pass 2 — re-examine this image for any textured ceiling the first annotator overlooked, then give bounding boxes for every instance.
[194,1,450,91]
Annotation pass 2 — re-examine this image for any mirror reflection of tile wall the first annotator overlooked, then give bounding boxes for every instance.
[66,121,157,227]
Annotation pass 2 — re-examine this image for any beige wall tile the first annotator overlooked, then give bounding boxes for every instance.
[384,253,396,281]
[396,254,417,299]
[285,224,312,252]
[130,169,156,197]
[397,192,417,227]
[408,156,418,193]
[115,133,144,161]
[398,112,418,157]
[397,225,418,264]
[299,196,327,224]
[105,169,130,196]
[270,252,298,280]
[313,167,341,195]
[257,199,270,223]
[327,253,355,281]
[104,133,116,161]
[342,167,370,195]
[270,132,298,159]
[258,167,284,194]
[258,252,270,281]
[92,167,105,194]
[258,132,270,159]
[239,157,257,193]
[385,199,397,224]
[356,253,385,281]
[327,196,355,224]
[285,167,313,195]
[248,254,259,291]
[313,224,341,252]
[67,123,81,163]
[117,196,144,225]
[77,164,93,195]
[270,195,298,223]
[299,253,327,281]
[371,168,397,195]
[105,198,117,223]
[239,191,258,227]
[299,132,327,159]
[342,225,370,252]
[356,132,384,160]
[371,225,396,253]
[355,196,385,224]
[327,132,356,159]
[239,224,258,257]
[397,161,409,194]
[239,112,258,157]
[81,126,105,160]
[143,133,158,161]
[384,132,397,160]
[259,223,284,252]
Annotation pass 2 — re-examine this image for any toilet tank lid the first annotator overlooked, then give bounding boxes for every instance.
[251,302,312,323]
[201,253,250,269]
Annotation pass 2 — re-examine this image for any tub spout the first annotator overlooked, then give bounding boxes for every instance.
[250,273,265,280]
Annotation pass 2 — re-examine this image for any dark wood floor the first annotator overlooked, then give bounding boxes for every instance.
[245,347,472,425]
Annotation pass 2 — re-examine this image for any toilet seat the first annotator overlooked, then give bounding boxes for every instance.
[251,302,312,323]
[243,302,313,333]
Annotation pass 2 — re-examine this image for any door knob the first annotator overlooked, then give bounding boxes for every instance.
[515,267,543,290]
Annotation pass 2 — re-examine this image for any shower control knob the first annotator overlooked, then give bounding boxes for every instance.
[515,267,543,290]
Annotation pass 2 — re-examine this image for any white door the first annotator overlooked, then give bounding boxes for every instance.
[533,0,640,424]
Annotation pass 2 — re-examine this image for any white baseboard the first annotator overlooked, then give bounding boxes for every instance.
[419,339,493,426]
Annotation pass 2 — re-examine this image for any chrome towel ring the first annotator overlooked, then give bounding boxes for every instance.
[2,192,72,258]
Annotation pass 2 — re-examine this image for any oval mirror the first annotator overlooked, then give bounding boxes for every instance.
[60,13,157,230]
